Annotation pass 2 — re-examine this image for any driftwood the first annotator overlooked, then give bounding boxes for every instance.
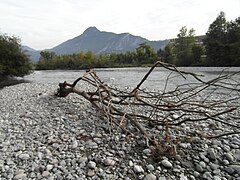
[56,61,240,156]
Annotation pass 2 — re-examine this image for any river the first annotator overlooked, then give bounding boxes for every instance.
[1,67,240,91]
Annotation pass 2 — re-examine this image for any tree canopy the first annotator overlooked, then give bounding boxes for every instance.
[0,34,33,79]
[162,26,205,66]
[204,11,240,66]
[36,43,158,70]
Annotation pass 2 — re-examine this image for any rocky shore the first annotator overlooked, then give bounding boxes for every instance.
[0,83,239,180]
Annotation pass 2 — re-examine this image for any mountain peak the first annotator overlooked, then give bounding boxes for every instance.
[83,26,100,35]
[48,27,169,55]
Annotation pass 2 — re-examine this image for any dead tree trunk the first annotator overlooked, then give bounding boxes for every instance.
[56,61,240,156]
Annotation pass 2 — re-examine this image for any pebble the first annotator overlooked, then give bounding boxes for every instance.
[18,153,30,160]
[79,156,88,163]
[199,161,206,168]
[133,165,144,173]
[42,171,50,177]
[203,171,212,179]
[87,170,95,177]
[161,159,172,168]
[46,164,53,171]
[104,158,116,166]
[222,159,229,165]
[209,162,219,170]
[225,153,234,162]
[191,137,202,144]
[72,138,78,149]
[143,173,156,180]
[129,160,134,167]
[179,143,190,148]
[208,148,217,160]
[158,176,167,180]
[193,171,200,177]
[146,164,155,171]
[173,168,181,173]
[143,148,152,155]
[213,175,221,180]
[13,173,27,180]
[88,161,96,169]
[180,173,188,180]
[195,164,203,172]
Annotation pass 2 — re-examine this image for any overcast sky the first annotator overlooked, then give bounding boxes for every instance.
[0,0,239,50]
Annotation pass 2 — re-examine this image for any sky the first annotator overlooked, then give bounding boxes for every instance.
[0,0,239,50]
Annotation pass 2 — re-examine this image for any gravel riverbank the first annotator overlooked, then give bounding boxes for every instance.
[0,83,240,180]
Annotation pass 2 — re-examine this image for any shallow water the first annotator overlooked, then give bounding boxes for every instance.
[22,67,240,91]
[1,67,239,91]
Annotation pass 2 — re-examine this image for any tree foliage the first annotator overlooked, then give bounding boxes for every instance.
[36,43,158,70]
[162,26,205,66]
[204,12,240,66]
[0,34,33,79]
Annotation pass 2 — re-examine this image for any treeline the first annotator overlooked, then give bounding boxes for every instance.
[36,43,158,70]
[205,12,240,66]
[36,12,240,70]
[162,12,240,66]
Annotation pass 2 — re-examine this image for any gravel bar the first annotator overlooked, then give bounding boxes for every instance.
[0,83,240,180]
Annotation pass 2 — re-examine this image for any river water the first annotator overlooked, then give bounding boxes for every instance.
[21,67,240,91]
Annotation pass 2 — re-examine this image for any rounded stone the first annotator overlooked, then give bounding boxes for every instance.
[46,164,53,171]
[222,159,229,165]
[87,170,95,177]
[103,158,115,166]
[42,171,50,177]
[143,173,156,180]
[196,164,203,172]
[225,153,234,162]
[161,159,172,168]
[13,173,27,180]
[208,148,217,160]
[143,148,152,155]
[213,176,221,180]
[88,161,96,169]
[18,153,30,160]
[133,165,144,173]
[129,160,134,167]
[146,164,155,171]
[193,171,200,177]
[199,161,206,168]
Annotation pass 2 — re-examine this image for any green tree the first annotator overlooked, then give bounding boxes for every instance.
[191,44,205,66]
[39,51,56,61]
[226,17,240,66]
[204,12,228,66]
[163,43,176,64]
[136,42,157,64]
[0,34,33,78]
[175,26,196,66]
[163,26,205,66]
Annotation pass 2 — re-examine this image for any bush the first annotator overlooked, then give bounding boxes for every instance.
[0,34,33,79]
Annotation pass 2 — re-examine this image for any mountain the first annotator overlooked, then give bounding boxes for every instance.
[22,46,40,63]
[50,27,169,55]
[24,27,169,62]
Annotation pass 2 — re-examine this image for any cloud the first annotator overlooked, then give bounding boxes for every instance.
[0,0,239,50]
